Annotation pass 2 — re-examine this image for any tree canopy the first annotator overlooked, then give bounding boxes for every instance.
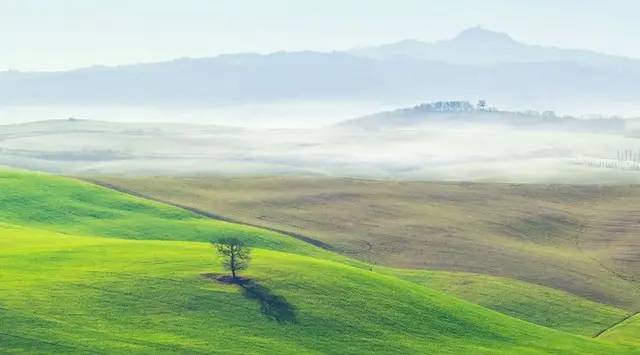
[212,237,252,280]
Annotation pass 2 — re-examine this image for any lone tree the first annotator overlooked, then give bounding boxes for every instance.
[477,100,487,111]
[212,237,252,280]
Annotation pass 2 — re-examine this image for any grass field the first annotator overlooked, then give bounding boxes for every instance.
[2,170,639,353]
[380,269,630,337]
[0,170,630,336]
[1,224,638,355]
[91,176,640,312]
[0,171,358,265]
[600,314,640,346]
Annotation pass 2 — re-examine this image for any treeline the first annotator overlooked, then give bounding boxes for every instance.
[393,100,562,117]
[378,101,629,132]
[617,150,640,162]
[516,110,559,119]
[392,100,496,115]
[572,158,640,172]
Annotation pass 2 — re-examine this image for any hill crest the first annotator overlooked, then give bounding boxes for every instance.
[350,27,640,69]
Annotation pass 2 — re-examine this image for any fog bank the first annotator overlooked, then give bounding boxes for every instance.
[1,114,639,184]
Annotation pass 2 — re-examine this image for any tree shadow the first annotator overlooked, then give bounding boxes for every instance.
[239,282,298,324]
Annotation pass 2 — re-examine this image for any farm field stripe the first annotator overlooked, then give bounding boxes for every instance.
[79,177,333,250]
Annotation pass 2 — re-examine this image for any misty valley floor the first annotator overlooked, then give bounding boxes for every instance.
[1,117,640,184]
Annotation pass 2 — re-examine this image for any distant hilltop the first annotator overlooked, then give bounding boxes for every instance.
[1,27,640,108]
[336,100,631,134]
[350,27,640,68]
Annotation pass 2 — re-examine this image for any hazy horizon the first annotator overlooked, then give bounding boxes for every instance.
[1,0,639,184]
[2,0,640,71]
[1,100,640,129]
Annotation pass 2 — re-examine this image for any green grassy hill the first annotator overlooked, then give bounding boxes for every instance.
[599,314,640,346]
[1,170,638,354]
[381,269,629,337]
[0,170,628,336]
[0,171,352,264]
[1,224,637,355]
[91,176,640,311]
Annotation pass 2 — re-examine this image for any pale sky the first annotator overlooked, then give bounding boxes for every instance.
[1,0,638,71]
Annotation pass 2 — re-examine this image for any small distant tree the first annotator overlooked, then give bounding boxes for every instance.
[362,240,377,271]
[212,237,252,280]
[477,100,487,111]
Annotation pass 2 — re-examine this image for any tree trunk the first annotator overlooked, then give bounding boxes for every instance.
[231,253,236,280]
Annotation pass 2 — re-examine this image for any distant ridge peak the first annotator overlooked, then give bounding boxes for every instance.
[451,27,515,44]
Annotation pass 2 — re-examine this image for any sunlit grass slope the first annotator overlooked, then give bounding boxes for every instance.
[599,314,640,346]
[1,226,637,355]
[381,269,630,337]
[1,170,633,339]
[91,175,640,311]
[0,170,348,263]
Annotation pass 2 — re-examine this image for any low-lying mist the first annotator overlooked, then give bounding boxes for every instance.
[1,104,639,184]
[0,102,407,129]
[3,100,639,128]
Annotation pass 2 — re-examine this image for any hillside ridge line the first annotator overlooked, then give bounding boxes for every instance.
[77,177,333,251]
[594,312,639,339]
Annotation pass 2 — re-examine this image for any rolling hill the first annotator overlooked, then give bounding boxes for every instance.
[0,170,342,262]
[350,27,640,70]
[2,226,636,354]
[1,170,639,353]
[381,268,629,337]
[334,101,631,133]
[599,314,640,346]
[91,175,640,312]
[1,28,640,108]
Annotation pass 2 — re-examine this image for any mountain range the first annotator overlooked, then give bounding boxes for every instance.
[351,27,640,70]
[1,27,639,109]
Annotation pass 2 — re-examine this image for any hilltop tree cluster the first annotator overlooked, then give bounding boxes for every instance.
[517,109,558,118]
[392,100,497,116]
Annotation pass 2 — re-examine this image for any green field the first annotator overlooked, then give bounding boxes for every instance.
[0,171,357,264]
[1,170,639,354]
[380,268,631,337]
[90,175,640,311]
[600,314,640,346]
[1,224,637,354]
